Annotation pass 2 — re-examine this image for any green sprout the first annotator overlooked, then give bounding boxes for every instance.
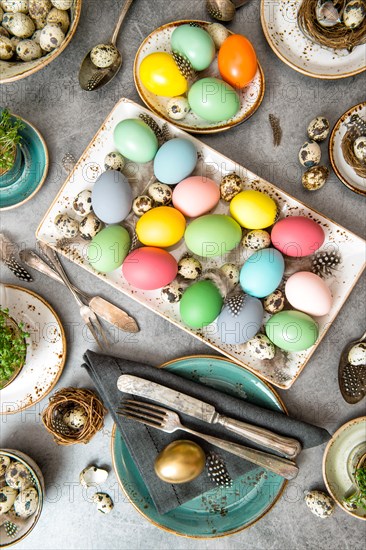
[0,308,29,389]
[0,109,25,172]
[344,467,366,511]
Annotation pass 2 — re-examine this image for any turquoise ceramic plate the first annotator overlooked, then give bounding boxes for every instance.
[0,110,48,210]
[112,355,287,538]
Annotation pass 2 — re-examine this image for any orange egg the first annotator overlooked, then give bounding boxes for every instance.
[218,34,257,89]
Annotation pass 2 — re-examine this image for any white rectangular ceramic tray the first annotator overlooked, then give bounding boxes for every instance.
[37,98,366,389]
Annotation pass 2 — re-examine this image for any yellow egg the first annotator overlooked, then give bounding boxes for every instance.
[154,440,206,484]
[136,206,186,247]
[139,52,188,97]
[230,190,277,229]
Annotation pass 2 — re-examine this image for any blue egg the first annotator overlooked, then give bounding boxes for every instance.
[240,248,285,298]
[92,170,132,224]
[216,293,263,345]
[153,138,197,185]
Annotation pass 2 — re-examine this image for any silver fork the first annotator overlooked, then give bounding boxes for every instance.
[39,243,108,351]
[117,400,299,480]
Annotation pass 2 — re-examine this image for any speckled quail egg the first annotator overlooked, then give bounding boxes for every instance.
[10,35,20,48]
[304,490,335,518]
[0,27,10,38]
[178,255,202,280]
[0,455,11,476]
[5,462,33,490]
[1,12,14,31]
[132,195,154,216]
[79,213,103,240]
[63,406,88,430]
[28,0,52,20]
[299,141,321,168]
[242,229,271,251]
[348,342,366,366]
[1,0,28,13]
[166,96,190,121]
[220,172,242,201]
[50,0,72,9]
[353,136,366,162]
[343,0,365,29]
[6,12,35,38]
[247,333,275,360]
[14,487,39,518]
[206,22,230,49]
[54,213,79,238]
[90,43,118,68]
[40,22,64,51]
[47,7,69,33]
[220,263,240,288]
[161,282,184,303]
[32,29,42,44]
[0,6,3,19]
[307,116,330,142]
[16,39,42,60]
[73,189,93,216]
[148,182,172,205]
[93,492,114,514]
[33,15,47,29]
[263,289,285,313]
[104,151,125,172]
[0,35,14,59]
[0,486,18,514]
[302,165,329,191]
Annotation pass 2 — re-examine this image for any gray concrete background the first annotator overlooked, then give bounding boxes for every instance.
[1,0,365,548]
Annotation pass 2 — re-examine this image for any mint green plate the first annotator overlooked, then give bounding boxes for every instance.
[112,356,286,538]
[0,110,48,211]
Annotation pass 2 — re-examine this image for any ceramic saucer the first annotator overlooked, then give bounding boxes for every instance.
[0,284,66,414]
[134,20,265,134]
[329,102,366,196]
[260,0,366,79]
[323,416,366,520]
[0,111,49,211]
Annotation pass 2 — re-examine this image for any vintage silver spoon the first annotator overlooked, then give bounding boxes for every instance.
[338,330,366,404]
[79,0,135,91]
[206,0,250,22]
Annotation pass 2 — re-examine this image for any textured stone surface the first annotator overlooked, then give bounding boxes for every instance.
[1,0,365,548]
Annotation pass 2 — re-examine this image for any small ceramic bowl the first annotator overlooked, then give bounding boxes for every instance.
[0,0,82,84]
[0,449,44,548]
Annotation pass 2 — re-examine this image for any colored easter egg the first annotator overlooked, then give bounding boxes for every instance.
[172,176,220,217]
[91,170,132,224]
[240,248,285,298]
[171,24,215,71]
[180,280,223,329]
[218,34,257,88]
[136,206,186,247]
[122,247,178,290]
[114,118,158,163]
[185,214,242,258]
[216,293,263,345]
[265,310,319,352]
[271,216,325,257]
[139,52,188,97]
[153,138,197,185]
[230,190,277,229]
[285,272,332,317]
[87,225,131,273]
[188,77,240,123]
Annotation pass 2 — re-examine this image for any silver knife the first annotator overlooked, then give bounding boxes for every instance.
[117,375,302,459]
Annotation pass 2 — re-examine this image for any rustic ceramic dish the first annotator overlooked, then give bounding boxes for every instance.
[134,20,265,133]
[329,102,366,196]
[260,0,366,79]
[0,0,82,84]
[0,285,66,415]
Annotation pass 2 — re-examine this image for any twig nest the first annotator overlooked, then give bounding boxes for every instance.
[302,166,329,191]
[304,490,335,518]
[41,387,107,445]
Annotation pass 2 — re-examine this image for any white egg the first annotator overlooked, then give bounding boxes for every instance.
[166,96,190,121]
[16,39,42,60]
[90,44,118,68]
[93,492,114,514]
[14,487,39,518]
[353,136,366,162]
[40,22,64,51]
[28,0,52,20]
[0,35,14,59]
[307,116,330,142]
[5,462,33,490]
[299,141,321,167]
[247,333,275,360]
[6,12,35,38]
[206,22,230,49]
[50,0,72,9]
[47,7,69,33]
[304,490,335,518]
[0,486,18,514]
[348,342,366,366]
[343,0,365,29]
[242,229,271,251]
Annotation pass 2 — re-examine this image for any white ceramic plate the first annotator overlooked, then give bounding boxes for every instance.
[36,98,366,389]
[329,102,366,196]
[323,417,366,520]
[134,20,265,133]
[261,0,366,79]
[0,285,66,415]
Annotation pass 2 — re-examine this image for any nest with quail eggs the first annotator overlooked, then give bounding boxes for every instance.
[41,387,107,446]
[341,128,366,178]
[298,0,366,51]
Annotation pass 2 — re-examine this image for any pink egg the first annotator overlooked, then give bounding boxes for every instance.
[172,176,220,218]
[285,271,332,317]
[122,247,178,290]
[271,216,325,257]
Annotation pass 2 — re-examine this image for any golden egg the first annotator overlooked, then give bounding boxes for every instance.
[154,440,206,484]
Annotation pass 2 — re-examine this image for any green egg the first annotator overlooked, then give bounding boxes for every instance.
[185,214,241,258]
[171,24,215,71]
[180,280,223,329]
[87,225,131,273]
[188,77,240,123]
[114,118,158,163]
[265,310,319,352]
